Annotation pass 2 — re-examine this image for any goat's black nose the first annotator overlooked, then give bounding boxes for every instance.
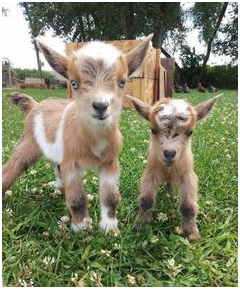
[164,149,176,160]
[92,101,109,112]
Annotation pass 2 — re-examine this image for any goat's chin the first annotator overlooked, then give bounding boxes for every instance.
[90,115,114,128]
[162,158,176,166]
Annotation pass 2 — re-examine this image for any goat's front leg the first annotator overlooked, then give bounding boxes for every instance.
[62,165,91,232]
[134,167,160,229]
[98,160,121,235]
[178,171,200,240]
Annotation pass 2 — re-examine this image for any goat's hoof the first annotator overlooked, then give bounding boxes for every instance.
[133,212,153,230]
[99,218,120,236]
[71,217,93,232]
[182,224,200,241]
[187,232,200,241]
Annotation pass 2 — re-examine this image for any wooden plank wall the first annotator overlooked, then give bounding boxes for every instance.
[161,58,175,98]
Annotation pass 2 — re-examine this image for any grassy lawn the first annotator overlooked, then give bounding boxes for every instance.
[2,88,238,286]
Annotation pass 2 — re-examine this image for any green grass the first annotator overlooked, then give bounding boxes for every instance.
[2,88,238,287]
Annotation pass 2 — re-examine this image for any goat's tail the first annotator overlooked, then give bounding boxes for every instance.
[7,93,38,114]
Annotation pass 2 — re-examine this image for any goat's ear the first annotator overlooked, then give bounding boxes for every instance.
[195,94,222,121]
[126,34,153,76]
[125,95,151,120]
[37,41,69,79]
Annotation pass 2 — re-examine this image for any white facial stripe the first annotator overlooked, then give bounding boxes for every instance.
[76,41,121,67]
[159,100,189,119]
[102,93,114,104]
[33,103,72,164]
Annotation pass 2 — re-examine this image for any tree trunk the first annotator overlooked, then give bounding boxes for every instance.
[22,3,42,74]
[120,4,134,39]
[121,16,131,39]
[198,2,228,82]
[152,25,163,49]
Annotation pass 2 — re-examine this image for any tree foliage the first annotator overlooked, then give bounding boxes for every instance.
[190,2,229,82]
[19,2,185,46]
[214,2,238,61]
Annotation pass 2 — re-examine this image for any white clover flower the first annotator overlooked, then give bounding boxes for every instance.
[6,208,13,217]
[143,159,147,164]
[175,226,183,235]
[50,189,62,198]
[43,256,55,266]
[167,258,183,276]
[71,273,86,287]
[60,215,70,223]
[87,194,94,201]
[173,264,183,276]
[90,271,103,287]
[71,273,79,283]
[5,190,13,196]
[157,212,168,222]
[58,220,68,231]
[126,274,136,286]
[100,249,111,257]
[29,170,37,175]
[47,181,55,187]
[167,258,175,269]
[151,235,159,243]
[114,243,121,250]
[92,176,98,185]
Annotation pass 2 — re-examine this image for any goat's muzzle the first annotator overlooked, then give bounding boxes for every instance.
[163,149,176,165]
[92,101,109,120]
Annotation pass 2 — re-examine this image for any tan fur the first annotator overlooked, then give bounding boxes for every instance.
[3,36,153,234]
[127,94,221,240]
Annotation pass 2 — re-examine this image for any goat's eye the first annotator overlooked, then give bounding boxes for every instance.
[186,130,193,137]
[173,133,180,138]
[151,128,158,135]
[71,80,79,90]
[118,79,126,88]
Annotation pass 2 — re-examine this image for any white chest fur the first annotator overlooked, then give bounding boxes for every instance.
[91,139,108,158]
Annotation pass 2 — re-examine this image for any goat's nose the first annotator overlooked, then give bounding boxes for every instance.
[164,149,176,160]
[92,101,109,113]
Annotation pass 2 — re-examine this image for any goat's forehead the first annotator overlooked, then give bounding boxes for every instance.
[74,42,121,67]
[158,99,189,118]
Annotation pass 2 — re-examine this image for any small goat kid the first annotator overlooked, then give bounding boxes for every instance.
[2,35,152,235]
[127,94,221,240]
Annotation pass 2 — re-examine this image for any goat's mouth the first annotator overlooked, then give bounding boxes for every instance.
[92,113,109,121]
[163,158,175,166]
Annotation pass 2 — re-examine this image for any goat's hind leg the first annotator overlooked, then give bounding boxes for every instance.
[53,164,65,194]
[2,135,41,195]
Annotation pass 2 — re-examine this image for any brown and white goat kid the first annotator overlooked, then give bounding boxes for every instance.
[2,35,152,235]
[127,94,221,240]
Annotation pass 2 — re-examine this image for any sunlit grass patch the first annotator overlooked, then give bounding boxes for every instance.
[2,88,237,286]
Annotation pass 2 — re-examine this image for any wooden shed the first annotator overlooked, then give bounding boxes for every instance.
[65,39,174,107]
